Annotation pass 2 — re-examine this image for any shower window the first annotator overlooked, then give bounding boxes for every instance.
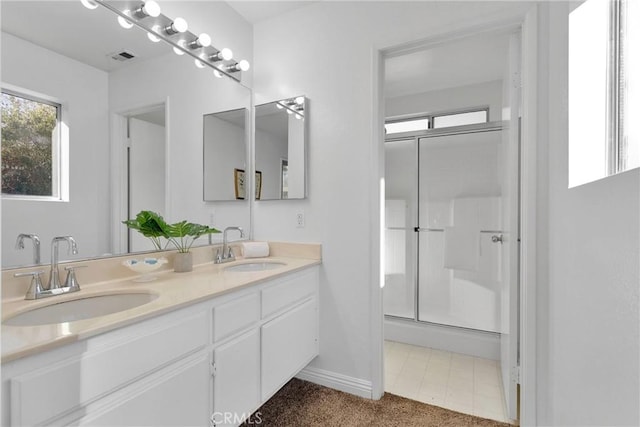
[432,109,488,128]
[385,118,430,134]
[385,108,489,136]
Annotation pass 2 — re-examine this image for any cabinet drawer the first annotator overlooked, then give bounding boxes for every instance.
[261,268,318,319]
[10,312,207,426]
[212,293,260,342]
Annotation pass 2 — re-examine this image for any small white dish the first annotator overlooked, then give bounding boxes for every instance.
[123,257,168,282]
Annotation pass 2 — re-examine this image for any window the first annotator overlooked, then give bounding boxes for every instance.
[385,108,488,135]
[1,89,61,198]
[569,0,638,187]
[432,110,488,129]
[385,118,430,134]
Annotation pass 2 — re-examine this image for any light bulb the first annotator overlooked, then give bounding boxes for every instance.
[210,48,233,62]
[237,60,250,71]
[286,109,293,115]
[192,33,211,48]
[147,25,161,42]
[141,0,161,17]
[165,17,188,34]
[295,96,305,105]
[173,40,186,55]
[194,57,206,69]
[276,103,284,109]
[117,11,134,29]
[213,70,223,78]
[80,0,98,10]
[295,113,302,120]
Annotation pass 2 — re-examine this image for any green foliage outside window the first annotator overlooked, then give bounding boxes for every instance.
[1,92,57,196]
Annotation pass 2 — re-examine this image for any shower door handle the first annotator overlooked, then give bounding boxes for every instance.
[491,234,504,244]
[414,227,443,232]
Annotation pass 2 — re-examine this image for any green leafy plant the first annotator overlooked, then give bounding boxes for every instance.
[122,210,169,250]
[123,210,220,253]
[165,220,220,253]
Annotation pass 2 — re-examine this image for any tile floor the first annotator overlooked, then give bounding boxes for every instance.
[384,340,512,424]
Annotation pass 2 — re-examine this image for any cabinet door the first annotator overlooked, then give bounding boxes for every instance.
[74,354,210,426]
[261,298,318,401]
[212,329,260,427]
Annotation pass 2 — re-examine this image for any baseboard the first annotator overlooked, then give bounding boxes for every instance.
[296,366,372,399]
[384,317,500,360]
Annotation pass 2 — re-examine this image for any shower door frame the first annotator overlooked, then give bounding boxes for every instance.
[384,121,506,332]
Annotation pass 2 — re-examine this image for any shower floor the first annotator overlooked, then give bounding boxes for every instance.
[384,340,511,424]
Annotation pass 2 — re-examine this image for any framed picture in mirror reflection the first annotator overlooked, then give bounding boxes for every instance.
[255,171,263,200]
[234,168,246,200]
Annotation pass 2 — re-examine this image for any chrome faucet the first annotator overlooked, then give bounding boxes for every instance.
[48,236,78,290]
[15,233,41,265]
[215,227,244,264]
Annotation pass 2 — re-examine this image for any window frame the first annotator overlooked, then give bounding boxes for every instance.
[385,106,489,135]
[1,87,63,200]
[607,0,635,175]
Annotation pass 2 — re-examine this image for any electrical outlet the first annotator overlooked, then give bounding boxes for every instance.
[209,211,215,226]
[296,212,305,228]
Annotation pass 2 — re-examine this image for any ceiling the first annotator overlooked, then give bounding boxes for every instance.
[385,31,510,99]
[226,1,318,24]
[0,1,174,72]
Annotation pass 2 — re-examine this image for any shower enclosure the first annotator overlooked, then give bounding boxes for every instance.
[383,123,511,333]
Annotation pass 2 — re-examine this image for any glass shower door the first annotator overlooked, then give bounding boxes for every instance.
[383,139,417,319]
[417,130,503,332]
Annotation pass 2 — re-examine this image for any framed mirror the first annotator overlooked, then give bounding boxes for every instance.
[203,108,248,201]
[1,1,251,268]
[255,96,307,200]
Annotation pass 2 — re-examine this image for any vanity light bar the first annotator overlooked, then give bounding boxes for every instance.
[276,98,305,117]
[86,0,249,82]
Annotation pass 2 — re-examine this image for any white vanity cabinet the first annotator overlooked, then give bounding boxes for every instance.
[1,265,319,427]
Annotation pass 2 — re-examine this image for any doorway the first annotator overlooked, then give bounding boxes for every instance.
[112,103,167,254]
[381,29,522,424]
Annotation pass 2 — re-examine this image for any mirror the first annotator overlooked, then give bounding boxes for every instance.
[203,108,248,201]
[1,1,251,268]
[255,96,307,200]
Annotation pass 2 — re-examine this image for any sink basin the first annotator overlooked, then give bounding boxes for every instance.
[3,292,159,327]
[224,261,287,273]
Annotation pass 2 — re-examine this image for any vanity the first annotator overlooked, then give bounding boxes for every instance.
[1,243,321,426]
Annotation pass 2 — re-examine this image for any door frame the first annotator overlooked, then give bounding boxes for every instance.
[370,8,539,426]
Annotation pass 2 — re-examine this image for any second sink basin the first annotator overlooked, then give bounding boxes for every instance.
[3,292,159,327]
[224,261,286,273]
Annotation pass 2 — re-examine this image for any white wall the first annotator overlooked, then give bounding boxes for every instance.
[386,80,503,122]
[539,3,640,425]
[1,33,110,267]
[287,115,305,198]
[252,0,533,392]
[255,128,287,200]
[203,114,247,201]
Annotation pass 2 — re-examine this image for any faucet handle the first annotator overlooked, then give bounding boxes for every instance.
[14,270,45,300]
[64,265,87,292]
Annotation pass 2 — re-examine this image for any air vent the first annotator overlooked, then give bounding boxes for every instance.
[109,50,136,62]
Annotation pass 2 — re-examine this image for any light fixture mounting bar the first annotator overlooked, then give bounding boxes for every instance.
[93,0,242,82]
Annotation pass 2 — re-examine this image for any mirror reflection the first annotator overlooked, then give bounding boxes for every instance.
[255,96,307,200]
[1,1,251,268]
[203,108,248,201]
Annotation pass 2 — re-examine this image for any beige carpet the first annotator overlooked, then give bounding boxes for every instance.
[242,378,511,427]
